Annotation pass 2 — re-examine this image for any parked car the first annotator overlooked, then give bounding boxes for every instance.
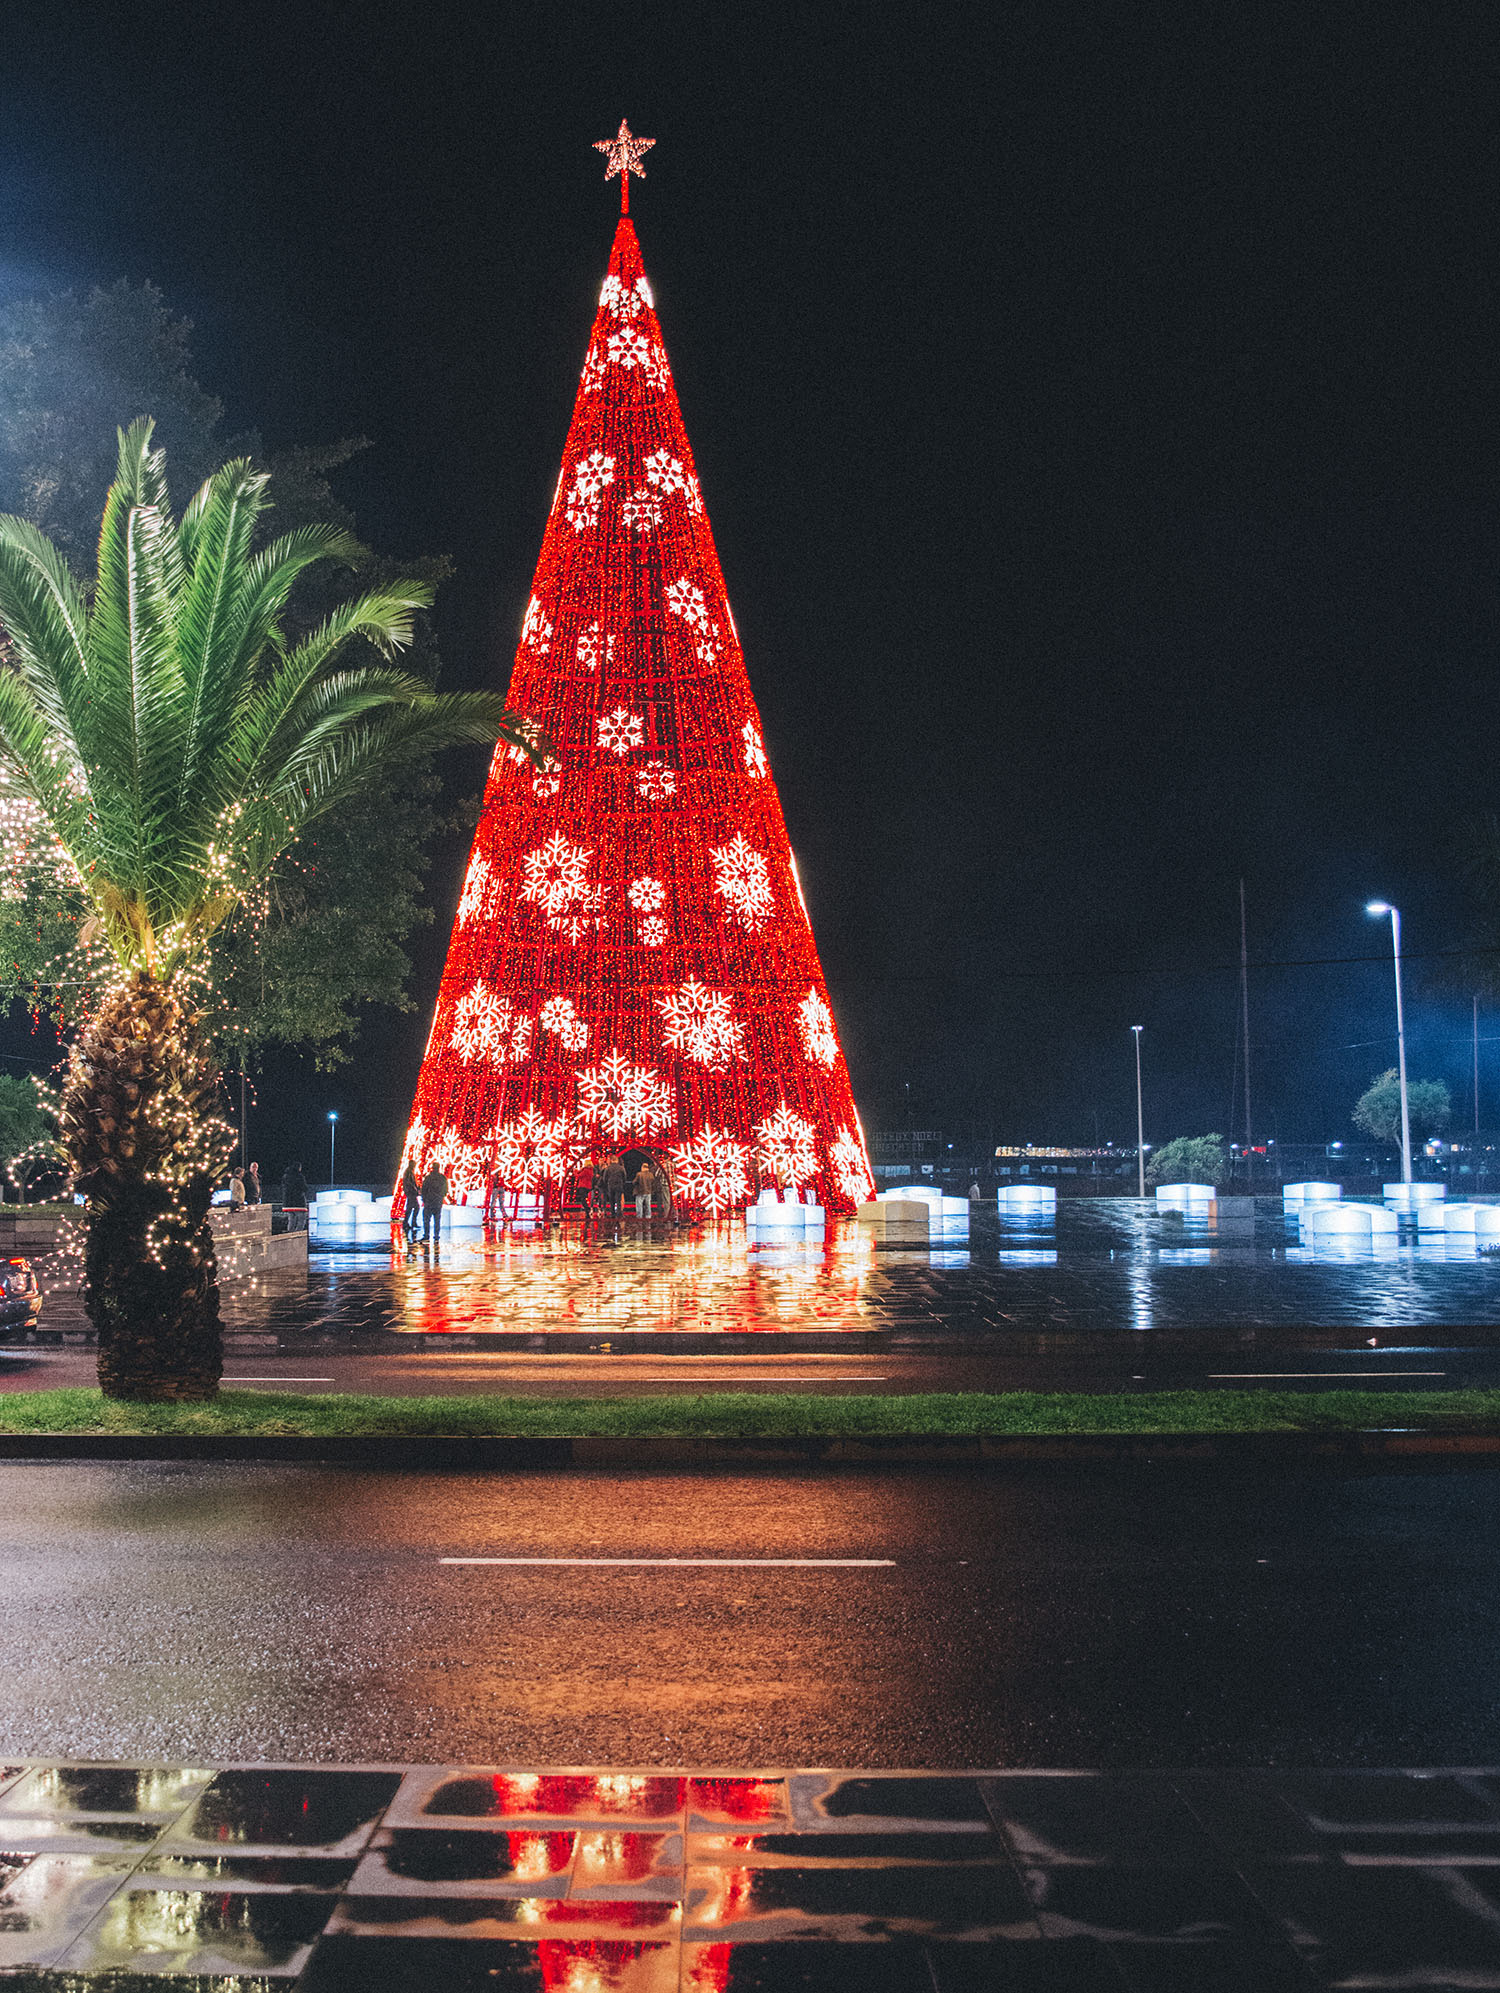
[0,1257,41,1331]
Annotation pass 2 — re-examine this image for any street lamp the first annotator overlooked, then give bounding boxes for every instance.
[327,1110,339,1187]
[1131,1025,1145,1198]
[1366,902,1411,1187]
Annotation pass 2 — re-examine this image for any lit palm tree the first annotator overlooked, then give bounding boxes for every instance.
[0,420,530,1400]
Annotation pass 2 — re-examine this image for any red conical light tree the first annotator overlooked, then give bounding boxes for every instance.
[402,155,871,1217]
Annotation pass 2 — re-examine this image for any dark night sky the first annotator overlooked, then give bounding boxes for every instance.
[3,0,1499,1176]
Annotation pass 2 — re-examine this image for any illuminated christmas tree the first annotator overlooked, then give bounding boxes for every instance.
[402,126,872,1215]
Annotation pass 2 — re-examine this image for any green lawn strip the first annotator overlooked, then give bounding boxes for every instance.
[2,1386,1500,1439]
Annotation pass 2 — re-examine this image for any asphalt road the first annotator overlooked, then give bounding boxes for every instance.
[3,1460,1500,1769]
[3,1343,1494,1396]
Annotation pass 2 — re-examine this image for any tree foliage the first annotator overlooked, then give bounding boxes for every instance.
[1352,1069,1452,1146]
[1145,1133,1228,1187]
[0,281,464,1064]
[0,1070,56,1199]
[0,424,525,1398]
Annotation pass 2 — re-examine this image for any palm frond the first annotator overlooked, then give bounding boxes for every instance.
[174,460,272,808]
[222,586,434,792]
[239,690,524,873]
[0,514,95,764]
[86,422,187,898]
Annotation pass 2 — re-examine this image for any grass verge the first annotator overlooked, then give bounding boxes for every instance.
[2,1386,1500,1439]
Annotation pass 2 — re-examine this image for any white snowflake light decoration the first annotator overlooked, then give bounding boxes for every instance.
[619,488,663,533]
[639,916,667,947]
[665,574,718,664]
[830,1126,874,1206]
[493,1108,583,1191]
[599,273,646,318]
[539,995,589,1052]
[450,984,533,1065]
[565,450,616,532]
[665,576,711,632]
[658,979,745,1069]
[597,707,645,757]
[554,887,605,943]
[520,834,594,920]
[755,1103,819,1188]
[634,760,677,802]
[520,595,552,654]
[710,834,774,930]
[628,876,666,913]
[604,324,669,388]
[429,1127,489,1198]
[671,1125,751,1215]
[577,622,615,672]
[401,1117,428,1174]
[644,449,703,514]
[576,1051,675,1140]
[532,762,561,799]
[742,721,767,778]
[797,989,838,1068]
[457,855,494,927]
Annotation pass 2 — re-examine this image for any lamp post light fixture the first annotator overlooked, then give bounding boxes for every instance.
[1131,1025,1146,1198]
[327,1110,339,1188]
[1366,901,1412,1187]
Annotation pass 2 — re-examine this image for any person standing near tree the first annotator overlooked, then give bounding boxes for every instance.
[420,1163,448,1250]
[282,1162,308,1213]
[228,1168,246,1210]
[604,1154,626,1221]
[245,1162,262,1205]
[652,1156,675,1227]
[400,1162,421,1247]
[633,1159,655,1221]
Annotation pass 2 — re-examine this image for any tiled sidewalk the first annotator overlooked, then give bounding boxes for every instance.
[3,1763,1500,1987]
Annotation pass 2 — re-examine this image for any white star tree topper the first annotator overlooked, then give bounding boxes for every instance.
[593,121,655,214]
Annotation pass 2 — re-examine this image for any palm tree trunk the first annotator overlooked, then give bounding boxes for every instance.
[58,977,230,1402]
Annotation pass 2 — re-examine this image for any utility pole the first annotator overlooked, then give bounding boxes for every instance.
[1132,1026,1145,1198]
[1475,995,1481,1137]
[1239,879,1252,1185]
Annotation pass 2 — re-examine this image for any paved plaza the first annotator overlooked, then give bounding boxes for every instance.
[8,1202,1500,1402]
[7,1760,1500,1986]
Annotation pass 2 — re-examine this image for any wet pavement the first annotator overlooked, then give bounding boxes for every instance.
[6,1460,1500,1770]
[9,1199,1500,1397]
[4,1760,1500,1986]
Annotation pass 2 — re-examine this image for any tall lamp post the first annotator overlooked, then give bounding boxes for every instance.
[1366,902,1411,1187]
[1131,1025,1146,1198]
[327,1110,339,1188]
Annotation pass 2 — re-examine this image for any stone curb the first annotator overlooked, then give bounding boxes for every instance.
[3,1429,1500,1465]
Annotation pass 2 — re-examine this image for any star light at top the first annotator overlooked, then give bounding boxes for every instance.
[593,120,655,215]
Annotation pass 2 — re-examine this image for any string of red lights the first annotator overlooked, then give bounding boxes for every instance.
[401,210,872,1215]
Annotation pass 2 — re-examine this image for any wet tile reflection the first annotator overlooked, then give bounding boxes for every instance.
[167,1770,402,1853]
[14,1760,1500,1984]
[59,1885,337,1975]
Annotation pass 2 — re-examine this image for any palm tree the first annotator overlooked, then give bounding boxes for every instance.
[0,421,531,1400]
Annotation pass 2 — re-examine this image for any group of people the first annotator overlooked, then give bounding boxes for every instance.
[399,1161,450,1249]
[585,1153,675,1225]
[220,1161,312,1213]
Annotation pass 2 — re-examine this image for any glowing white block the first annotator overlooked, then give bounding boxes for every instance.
[996,1184,1056,1210]
[1384,1182,1446,1206]
[315,1188,372,1206]
[443,1203,486,1233]
[1438,1203,1482,1233]
[1283,1182,1341,1206]
[1473,1208,1500,1241]
[1303,1204,1372,1236]
[1155,1184,1216,1212]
